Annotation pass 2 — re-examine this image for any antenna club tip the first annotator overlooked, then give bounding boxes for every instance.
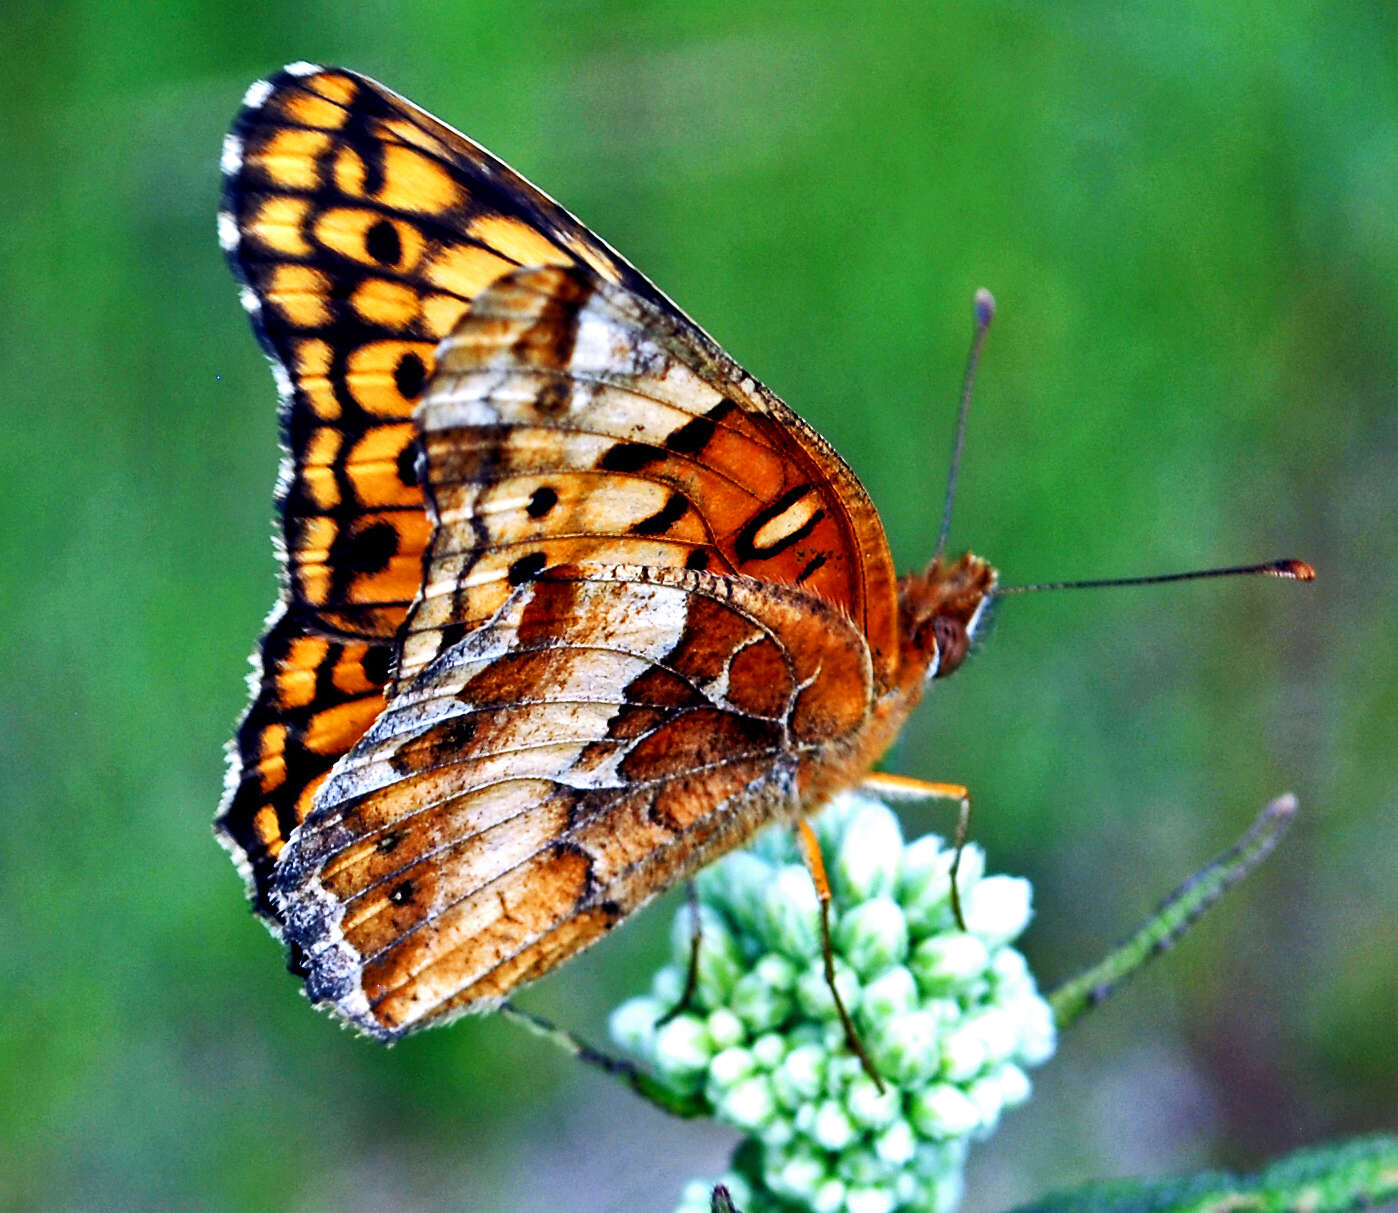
[1273,559,1316,581]
[973,288,996,327]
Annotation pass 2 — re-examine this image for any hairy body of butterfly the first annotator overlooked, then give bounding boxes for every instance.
[217,63,994,1039]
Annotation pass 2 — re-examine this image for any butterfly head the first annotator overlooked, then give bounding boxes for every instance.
[900,553,998,682]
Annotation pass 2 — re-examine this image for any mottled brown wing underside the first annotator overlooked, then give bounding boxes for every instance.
[275,564,875,1038]
[217,64,674,921]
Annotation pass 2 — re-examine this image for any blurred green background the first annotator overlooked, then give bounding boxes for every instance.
[3,1,1394,1210]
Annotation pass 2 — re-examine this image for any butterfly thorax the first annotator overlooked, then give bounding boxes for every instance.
[897,552,998,684]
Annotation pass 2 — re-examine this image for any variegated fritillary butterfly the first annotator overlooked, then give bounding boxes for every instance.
[217,63,998,1039]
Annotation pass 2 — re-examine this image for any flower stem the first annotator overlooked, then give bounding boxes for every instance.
[499,1000,710,1118]
[1049,794,1297,1029]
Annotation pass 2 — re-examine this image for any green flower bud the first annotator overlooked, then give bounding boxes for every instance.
[754,950,799,993]
[651,964,686,1007]
[730,967,794,1033]
[652,1014,713,1083]
[1016,995,1057,1066]
[965,1006,1021,1066]
[989,944,1031,992]
[714,1072,777,1132]
[846,1184,897,1213]
[811,1178,847,1213]
[898,836,952,930]
[963,874,1033,945]
[875,1118,917,1166]
[670,904,745,1005]
[701,851,773,934]
[845,1072,900,1130]
[758,1117,795,1148]
[794,957,860,1021]
[811,1099,857,1150]
[609,996,662,1057]
[762,864,824,959]
[966,1073,1005,1136]
[829,798,904,901]
[869,1008,945,1086]
[939,1021,988,1082]
[765,1144,828,1203]
[772,1042,826,1106]
[909,932,990,992]
[751,1031,786,1070]
[836,896,910,977]
[707,1007,746,1051]
[860,963,920,1022]
[997,1062,1033,1108]
[902,842,986,934]
[910,1082,980,1140]
[708,1045,757,1089]
[838,1145,895,1187]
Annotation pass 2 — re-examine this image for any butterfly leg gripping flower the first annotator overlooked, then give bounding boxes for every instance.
[611,791,1057,1213]
[858,774,974,931]
[796,820,884,1091]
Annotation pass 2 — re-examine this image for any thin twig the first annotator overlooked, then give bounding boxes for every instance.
[1049,794,1297,1029]
[499,1001,709,1118]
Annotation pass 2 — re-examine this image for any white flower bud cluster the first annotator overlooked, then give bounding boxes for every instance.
[610,791,1056,1213]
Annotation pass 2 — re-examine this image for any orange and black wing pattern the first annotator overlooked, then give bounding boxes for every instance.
[216,63,671,923]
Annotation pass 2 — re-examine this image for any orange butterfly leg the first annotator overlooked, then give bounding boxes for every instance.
[858,774,973,932]
[796,820,885,1092]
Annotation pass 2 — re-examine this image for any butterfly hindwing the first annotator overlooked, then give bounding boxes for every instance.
[274,564,877,1038]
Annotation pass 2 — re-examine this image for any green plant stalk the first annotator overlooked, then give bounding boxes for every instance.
[499,1000,710,1118]
[1048,794,1297,1030]
[1004,1132,1398,1213]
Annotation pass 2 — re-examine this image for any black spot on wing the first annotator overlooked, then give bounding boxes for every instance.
[365,219,402,266]
[396,438,420,487]
[599,442,664,473]
[361,645,393,685]
[394,351,427,400]
[797,553,828,583]
[336,519,399,576]
[508,551,548,585]
[631,493,688,536]
[527,485,558,518]
[664,396,739,456]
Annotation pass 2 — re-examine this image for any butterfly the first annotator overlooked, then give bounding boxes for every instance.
[217,63,998,1040]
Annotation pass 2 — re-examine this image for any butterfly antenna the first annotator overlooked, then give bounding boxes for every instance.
[935,289,996,560]
[994,558,1315,596]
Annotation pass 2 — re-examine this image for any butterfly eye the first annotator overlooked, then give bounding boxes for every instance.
[930,615,970,679]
